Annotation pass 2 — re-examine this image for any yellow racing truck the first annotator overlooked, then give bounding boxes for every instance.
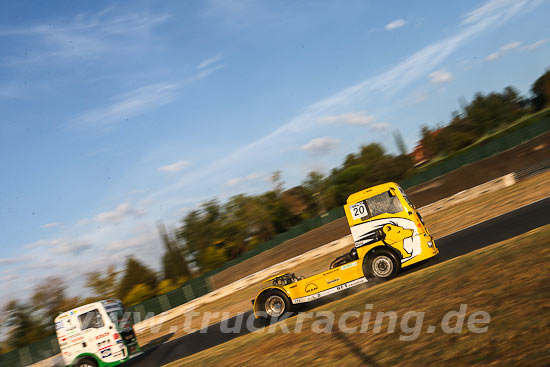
[252,182,439,320]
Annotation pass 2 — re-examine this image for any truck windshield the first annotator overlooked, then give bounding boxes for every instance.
[366,191,403,218]
[107,309,125,324]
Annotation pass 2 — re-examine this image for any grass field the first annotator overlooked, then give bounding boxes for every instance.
[135,172,549,346]
[164,226,550,367]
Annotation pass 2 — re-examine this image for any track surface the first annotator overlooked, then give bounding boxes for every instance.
[127,198,550,367]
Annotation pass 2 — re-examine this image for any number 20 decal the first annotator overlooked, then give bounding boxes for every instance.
[350,202,367,220]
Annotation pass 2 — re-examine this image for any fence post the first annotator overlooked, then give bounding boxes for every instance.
[183,284,194,300]
[158,294,171,312]
[18,347,31,366]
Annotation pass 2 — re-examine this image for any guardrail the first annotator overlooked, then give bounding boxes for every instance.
[514,159,550,180]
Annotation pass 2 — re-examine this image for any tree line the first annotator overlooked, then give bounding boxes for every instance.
[1,70,548,354]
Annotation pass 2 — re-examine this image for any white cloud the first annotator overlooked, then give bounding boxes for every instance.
[41,222,62,229]
[301,137,340,153]
[69,82,179,130]
[385,19,406,31]
[195,64,227,80]
[428,69,453,84]
[76,218,91,226]
[501,41,521,51]
[0,256,24,265]
[0,273,17,283]
[486,52,500,61]
[107,230,158,251]
[26,238,93,255]
[197,54,223,69]
[94,202,144,225]
[320,112,377,126]
[158,160,192,172]
[0,7,170,65]
[486,41,522,60]
[524,39,547,51]
[320,113,391,130]
[371,122,391,130]
[225,172,264,186]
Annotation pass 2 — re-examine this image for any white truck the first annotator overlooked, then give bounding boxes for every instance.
[54,300,140,367]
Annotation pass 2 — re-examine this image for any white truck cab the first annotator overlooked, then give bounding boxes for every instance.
[54,300,140,367]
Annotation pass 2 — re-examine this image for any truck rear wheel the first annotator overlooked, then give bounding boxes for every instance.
[259,289,291,320]
[364,248,400,282]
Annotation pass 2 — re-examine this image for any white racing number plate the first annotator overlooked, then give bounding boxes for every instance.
[349,201,368,220]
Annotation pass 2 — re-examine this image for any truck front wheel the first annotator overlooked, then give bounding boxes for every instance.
[364,249,400,282]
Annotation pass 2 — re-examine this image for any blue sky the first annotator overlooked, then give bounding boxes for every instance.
[0,0,549,302]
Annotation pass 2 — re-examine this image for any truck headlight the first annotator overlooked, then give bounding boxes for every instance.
[427,241,433,248]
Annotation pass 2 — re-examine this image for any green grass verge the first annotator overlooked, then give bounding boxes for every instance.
[164,226,550,367]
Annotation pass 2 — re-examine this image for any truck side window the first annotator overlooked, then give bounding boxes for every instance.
[78,309,104,330]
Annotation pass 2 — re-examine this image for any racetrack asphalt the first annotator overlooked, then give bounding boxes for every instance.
[126,198,550,367]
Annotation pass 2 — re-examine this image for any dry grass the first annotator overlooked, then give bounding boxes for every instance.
[164,226,550,367]
[136,172,549,346]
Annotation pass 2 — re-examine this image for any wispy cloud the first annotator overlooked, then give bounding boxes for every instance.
[385,19,406,31]
[301,137,340,153]
[523,39,547,51]
[158,160,192,173]
[225,172,264,186]
[94,202,144,225]
[320,113,391,130]
[486,41,522,60]
[0,256,26,265]
[0,7,170,65]
[197,54,223,69]
[428,69,453,84]
[69,82,179,130]
[195,64,227,80]
[107,230,157,251]
[26,238,93,255]
[41,222,62,229]
[320,112,376,126]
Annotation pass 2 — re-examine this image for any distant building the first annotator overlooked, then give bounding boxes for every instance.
[410,128,443,166]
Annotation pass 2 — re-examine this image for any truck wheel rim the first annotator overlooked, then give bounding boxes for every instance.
[265,295,285,317]
[373,256,393,278]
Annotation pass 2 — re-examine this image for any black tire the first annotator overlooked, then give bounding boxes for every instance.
[76,358,98,367]
[259,289,292,321]
[363,248,400,282]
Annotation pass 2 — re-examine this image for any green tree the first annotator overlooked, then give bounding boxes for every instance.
[158,222,191,281]
[201,246,228,272]
[2,300,45,349]
[531,70,550,110]
[31,277,81,333]
[123,284,154,306]
[117,257,158,301]
[393,130,408,155]
[85,265,119,300]
[156,279,180,296]
[420,125,438,158]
